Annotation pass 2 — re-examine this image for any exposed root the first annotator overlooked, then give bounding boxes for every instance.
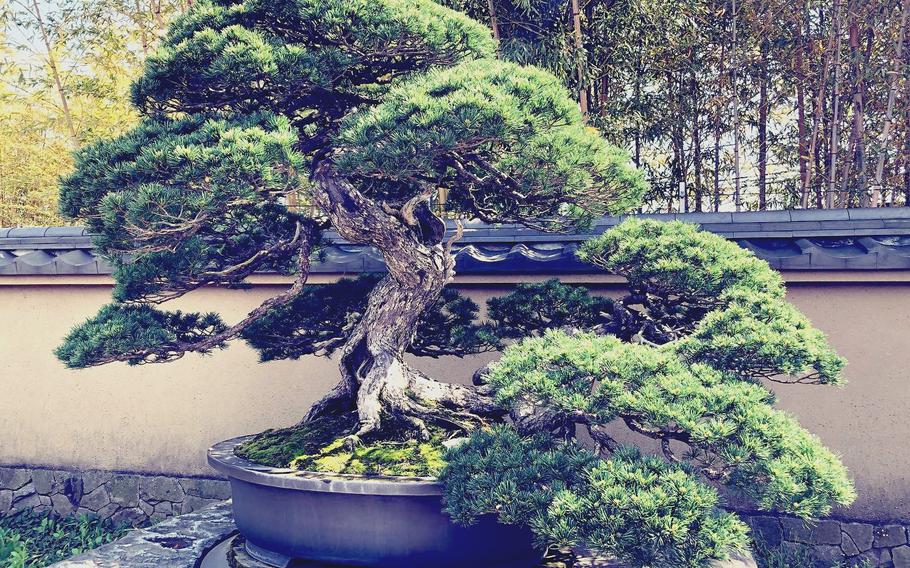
[302,380,356,424]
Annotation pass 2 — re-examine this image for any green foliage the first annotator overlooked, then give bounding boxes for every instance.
[55,0,640,370]
[579,219,785,303]
[486,279,614,338]
[441,426,749,568]
[485,330,855,518]
[751,537,813,568]
[0,510,126,568]
[0,529,26,568]
[55,304,227,368]
[235,413,446,476]
[408,287,498,357]
[133,0,496,116]
[579,219,845,383]
[336,58,646,229]
[447,219,854,565]
[241,276,379,361]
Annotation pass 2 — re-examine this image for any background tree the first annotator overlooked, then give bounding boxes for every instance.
[443,0,910,210]
[0,0,187,226]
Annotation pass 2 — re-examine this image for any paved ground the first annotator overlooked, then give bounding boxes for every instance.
[222,535,755,568]
[49,502,755,568]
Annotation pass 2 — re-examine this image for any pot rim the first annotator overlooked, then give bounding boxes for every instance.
[208,436,445,496]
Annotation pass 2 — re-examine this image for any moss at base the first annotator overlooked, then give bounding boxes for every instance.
[234,413,449,477]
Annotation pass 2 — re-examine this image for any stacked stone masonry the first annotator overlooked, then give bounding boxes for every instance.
[0,465,230,527]
[747,514,910,567]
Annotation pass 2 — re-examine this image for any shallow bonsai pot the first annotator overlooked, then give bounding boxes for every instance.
[208,436,543,568]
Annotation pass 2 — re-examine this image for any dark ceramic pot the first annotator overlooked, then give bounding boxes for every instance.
[208,437,543,568]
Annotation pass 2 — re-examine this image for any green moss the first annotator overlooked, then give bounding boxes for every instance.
[235,413,449,477]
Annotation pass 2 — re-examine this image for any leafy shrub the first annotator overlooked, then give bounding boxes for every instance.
[0,510,126,568]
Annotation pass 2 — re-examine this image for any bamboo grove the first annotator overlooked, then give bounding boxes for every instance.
[1,0,910,225]
[445,0,910,211]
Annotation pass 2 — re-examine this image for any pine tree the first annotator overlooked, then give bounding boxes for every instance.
[55,2,853,565]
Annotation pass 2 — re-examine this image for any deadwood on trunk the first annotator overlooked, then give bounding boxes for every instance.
[306,159,500,445]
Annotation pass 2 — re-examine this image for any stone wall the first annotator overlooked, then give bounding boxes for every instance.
[746,513,910,567]
[0,465,229,527]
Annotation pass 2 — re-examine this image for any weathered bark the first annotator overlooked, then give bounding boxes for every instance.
[306,159,499,445]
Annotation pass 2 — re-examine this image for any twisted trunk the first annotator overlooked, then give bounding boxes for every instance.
[303,159,500,444]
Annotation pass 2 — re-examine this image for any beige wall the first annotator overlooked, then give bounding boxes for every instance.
[1,276,908,521]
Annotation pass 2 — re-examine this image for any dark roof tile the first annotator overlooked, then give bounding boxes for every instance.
[3,209,910,275]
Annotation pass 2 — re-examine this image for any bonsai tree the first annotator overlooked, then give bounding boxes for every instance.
[55,0,854,565]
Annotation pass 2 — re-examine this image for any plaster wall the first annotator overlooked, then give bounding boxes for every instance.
[0,276,908,521]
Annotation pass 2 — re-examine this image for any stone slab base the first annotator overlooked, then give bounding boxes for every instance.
[0,465,230,526]
[49,501,236,568]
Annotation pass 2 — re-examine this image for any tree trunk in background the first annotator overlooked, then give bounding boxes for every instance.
[873,0,909,204]
[808,0,840,208]
[905,136,910,204]
[633,49,642,168]
[715,42,725,212]
[827,0,844,208]
[31,0,77,144]
[841,6,867,207]
[692,66,703,212]
[796,11,810,205]
[571,0,589,119]
[732,0,742,211]
[151,0,165,28]
[758,37,770,210]
[134,0,149,56]
[669,71,686,212]
[486,0,501,44]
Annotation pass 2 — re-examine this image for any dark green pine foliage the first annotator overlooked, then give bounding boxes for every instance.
[486,278,615,339]
[442,427,748,568]
[334,59,644,229]
[54,304,227,367]
[241,275,497,361]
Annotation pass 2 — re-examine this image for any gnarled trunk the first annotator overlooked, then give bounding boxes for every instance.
[303,159,499,444]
